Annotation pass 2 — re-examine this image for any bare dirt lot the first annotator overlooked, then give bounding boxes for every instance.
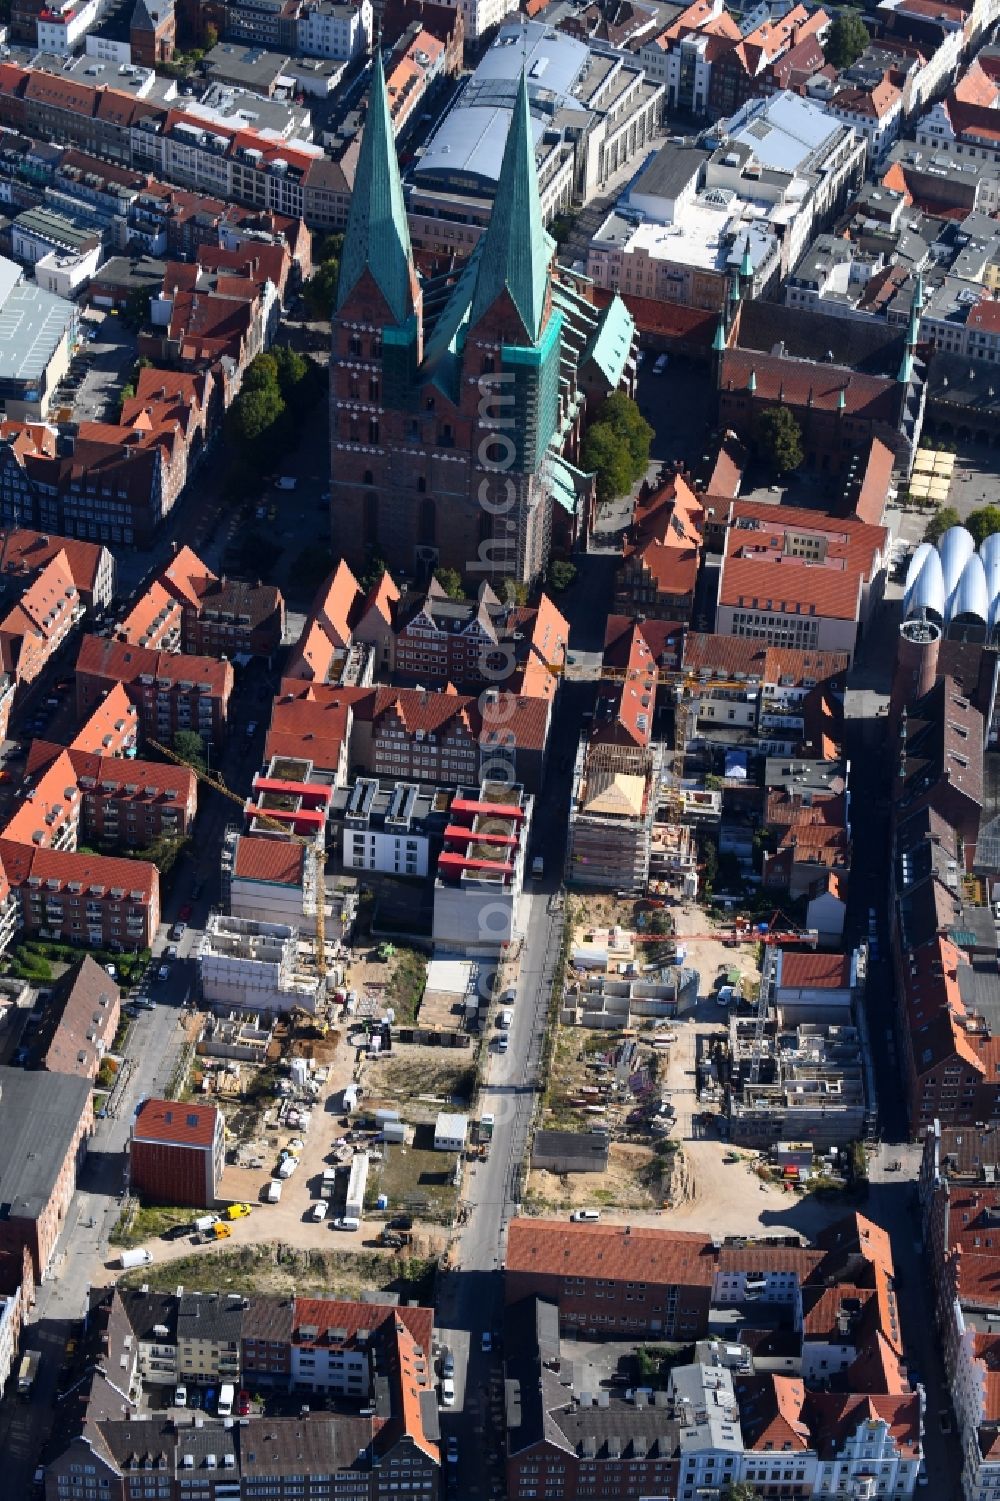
[119,1241,441,1300]
[528,897,854,1241]
[364,1046,476,1122]
[527,1142,664,1214]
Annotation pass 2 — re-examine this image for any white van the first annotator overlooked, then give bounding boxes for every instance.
[570,1208,601,1223]
[218,1383,235,1418]
[499,1009,513,1030]
[440,1377,455,1407]
[265,1179,283,1204]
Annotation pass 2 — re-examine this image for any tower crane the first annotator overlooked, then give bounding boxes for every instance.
[146,738,327,982]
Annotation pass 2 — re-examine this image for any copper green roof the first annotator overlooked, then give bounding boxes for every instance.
[337,53,414,324]
[712,317,726,353]
[583,294,634,387]
[469,70,550,344]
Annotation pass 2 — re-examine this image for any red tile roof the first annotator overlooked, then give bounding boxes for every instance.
[805,1392,921,1459]
[158,544,216,609]
[264,689,360,771]
[68,748,195,804]
[506,1217,718,1284]
[622,473,703,598]
[719,502,886,621]
[777,951,853,988]
[682,633,849,688]
[133,1097,219,1147]
[76,635,232,696]
[721,350,900,420]
[969,300,1000,335]
[71,683,137,756]
[591,625,658,749]
[233,836,305,886]
[116,582,182,648]
[851,437,895,526]
[292,1297,432,1357]
[0,528,106,598]
[0,839,157,899]
[604,616,685,674]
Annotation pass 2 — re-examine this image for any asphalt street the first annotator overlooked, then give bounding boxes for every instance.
[843,580,961,1493]
[431,667,592,1497]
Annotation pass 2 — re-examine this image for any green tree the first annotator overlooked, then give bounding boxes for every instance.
[241,354,279,394]
[547,558,577,592]
[434,568,465,600]
[203,20,218,47]
[171,730,207,775]
[117,383,136,411]
[754,405,804,475]
[360,553,388,592]
[595,391,653,482]
[120,285,151,334]
[824,11,869,68]
[133,835,190,877]
[967,505,1000,546]
[304,258,341,319]
[721,1485,762,1501]
[499,577,528,606]
[313,231,345,267]
[924,505,961,544]
[581,422,635,504]
[272,345,309,398]
[227,384,286,450]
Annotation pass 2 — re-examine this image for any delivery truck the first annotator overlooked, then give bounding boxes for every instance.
[17,1351,40,1396]
[118,1248,154,1270]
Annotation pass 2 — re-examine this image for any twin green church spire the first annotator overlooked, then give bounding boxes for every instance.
[336,49,415,325]
[338,55,550,344]
[469,68,549,343]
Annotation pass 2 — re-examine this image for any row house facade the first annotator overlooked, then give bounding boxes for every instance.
[0,839,160,949]
[75,634,233,748]
[0,64,348,230]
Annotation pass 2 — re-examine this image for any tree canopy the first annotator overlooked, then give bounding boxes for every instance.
[434,568,465,600]
[582,423,636,504]
[304,240,343,320]
[824,11,869,68]
[581,394,653,504]
[224,349,319,498]
[172,730,207,774]
[754,405,804,475]
[923,506,961,544]
[967,505,1000,546]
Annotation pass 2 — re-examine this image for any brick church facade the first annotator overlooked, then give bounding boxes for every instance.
[329,60,636,587]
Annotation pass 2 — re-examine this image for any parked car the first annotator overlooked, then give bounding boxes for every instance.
[157,964,170,981]
[310,1202,328,1221]
[238,1391,251,1416]
[446,1437,458,1465]
[174,1386,188,1408]
[170,922,186,941]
